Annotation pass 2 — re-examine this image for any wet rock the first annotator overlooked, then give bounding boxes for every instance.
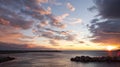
[71,56,120,62]
[0,56,15,63]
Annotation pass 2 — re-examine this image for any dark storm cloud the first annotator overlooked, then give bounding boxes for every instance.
[94,0,120,19]
[89,19,120,45]
[88,0,120,46]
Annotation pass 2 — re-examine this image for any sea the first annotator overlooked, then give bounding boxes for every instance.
[0,51,120,67]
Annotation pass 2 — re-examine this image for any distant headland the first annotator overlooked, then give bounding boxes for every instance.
[0,50,62,54]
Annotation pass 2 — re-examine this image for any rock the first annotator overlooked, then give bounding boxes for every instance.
[0,56,15,63]
[70,56,120,62]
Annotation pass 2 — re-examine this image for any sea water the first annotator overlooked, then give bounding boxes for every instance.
[0,51,120,67]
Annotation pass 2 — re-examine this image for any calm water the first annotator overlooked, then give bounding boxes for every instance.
[0,51,120,67]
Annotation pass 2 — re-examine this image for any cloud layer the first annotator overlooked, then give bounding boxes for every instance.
[0,42,50,50]
[94,0,120,19]
[89,19,120,46]
[89,0,120,46]
[0,0,77,49]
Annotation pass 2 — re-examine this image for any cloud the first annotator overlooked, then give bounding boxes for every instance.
[65,18,82,25]
[70,18,82,25]
[65,34,77,41]
[56,13,69,22]
[79,41,85,44]
[48,0,62,6]
[34,6,52,15]
[88,0,120,47]
[88,6,97,12]
[39,21,49,27]
[47,13,69,29]
[49,39,59,46]
[0,42,28,50]
[0,0,34,29]
[0,28,32,44]
[94,0,120,19]
[45,28,76,40]
[0,0,78,49]
[0,42,50,50]
[66,2,75,11]
[36,0,48,4]
[89,19,120,46]
[33,27,77,41]
[0,18,10,25]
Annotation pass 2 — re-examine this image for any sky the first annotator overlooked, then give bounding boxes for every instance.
[0,0,120,50]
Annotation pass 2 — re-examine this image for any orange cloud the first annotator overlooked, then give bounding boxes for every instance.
[36,0,48,4]
[0,18,10,25]
[0,32,32,44]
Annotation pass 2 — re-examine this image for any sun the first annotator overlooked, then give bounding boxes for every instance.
[106,46,116,51]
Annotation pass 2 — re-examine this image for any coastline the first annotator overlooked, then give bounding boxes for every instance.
[0,50,62,54]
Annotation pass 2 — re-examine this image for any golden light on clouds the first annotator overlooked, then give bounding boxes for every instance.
[1,0,120,50]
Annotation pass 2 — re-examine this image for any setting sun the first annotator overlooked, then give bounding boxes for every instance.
[106,46,116,51]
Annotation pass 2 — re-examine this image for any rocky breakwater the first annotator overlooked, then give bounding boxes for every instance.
[71,56,120,62]
[0,56,15,63]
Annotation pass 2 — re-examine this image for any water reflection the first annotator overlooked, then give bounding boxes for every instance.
[0,51,120,67]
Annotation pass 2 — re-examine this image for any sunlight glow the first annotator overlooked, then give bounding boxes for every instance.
[106,46,116,51]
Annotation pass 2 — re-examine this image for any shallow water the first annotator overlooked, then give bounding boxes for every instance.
[0,51,120,67]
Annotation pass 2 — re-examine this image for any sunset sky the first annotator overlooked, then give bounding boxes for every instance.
[0,0,120,50]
